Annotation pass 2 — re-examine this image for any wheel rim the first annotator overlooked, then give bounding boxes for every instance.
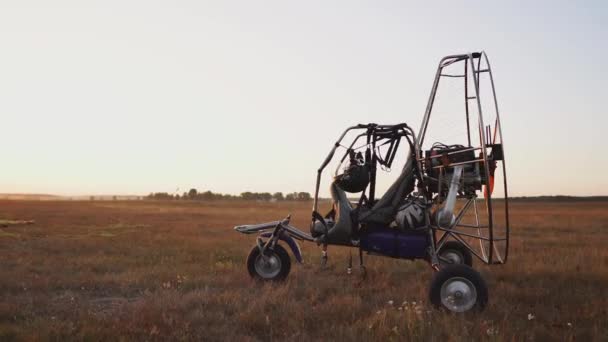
[254,252,282,279]
[441,249,464,264]
[440,276,477,312]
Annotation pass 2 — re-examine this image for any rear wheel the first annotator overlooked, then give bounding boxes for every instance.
[247,244,291,281]
[438,241,473,267]
[429,264,488,313]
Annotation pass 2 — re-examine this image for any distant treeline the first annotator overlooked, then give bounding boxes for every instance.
[146,189,312,201]
[508,195,608,202]
[142,192,607,202]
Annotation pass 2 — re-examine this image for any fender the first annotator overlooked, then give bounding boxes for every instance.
[234,221,280,234]
[260,231,303,263]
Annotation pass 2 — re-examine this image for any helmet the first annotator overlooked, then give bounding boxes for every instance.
[335,151,370,193]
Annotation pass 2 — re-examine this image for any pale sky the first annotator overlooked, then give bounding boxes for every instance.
[1,1,606,197]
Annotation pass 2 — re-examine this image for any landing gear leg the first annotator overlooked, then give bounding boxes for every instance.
[321,244,328,268]
[347,250,353,275]
[358,248,367,281]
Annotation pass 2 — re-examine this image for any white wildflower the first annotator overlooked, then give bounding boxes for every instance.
[527,313,535,320]
[486,327,498,336]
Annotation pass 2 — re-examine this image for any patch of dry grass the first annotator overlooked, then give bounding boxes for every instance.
[0,199,606,341]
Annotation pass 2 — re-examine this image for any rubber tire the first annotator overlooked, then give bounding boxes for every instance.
[246,244,291,282]
[438,241,473,267]
[429,264,488,313]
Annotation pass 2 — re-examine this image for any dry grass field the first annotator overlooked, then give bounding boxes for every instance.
[0,199,606,341]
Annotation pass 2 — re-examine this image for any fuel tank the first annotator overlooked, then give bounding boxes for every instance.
[359,226,429,259]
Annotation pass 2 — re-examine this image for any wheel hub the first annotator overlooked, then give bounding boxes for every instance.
[440,277,477,312]
[254,252,282,279]
[442,250,463,264]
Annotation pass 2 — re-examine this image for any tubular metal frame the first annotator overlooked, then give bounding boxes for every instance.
[311,124,421,215]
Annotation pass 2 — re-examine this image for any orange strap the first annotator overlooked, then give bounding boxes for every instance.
[484,175,495,198]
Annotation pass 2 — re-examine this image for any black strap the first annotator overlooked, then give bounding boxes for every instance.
[385,136,401,167]
[350,181,370,240]
[376,135,401,169]
[312,211,329,235]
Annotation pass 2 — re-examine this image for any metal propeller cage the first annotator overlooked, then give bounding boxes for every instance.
[418,52,509,265]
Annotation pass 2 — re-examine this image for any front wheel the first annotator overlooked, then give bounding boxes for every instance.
[429,264,488,313]
[247,244,291,281]
[438,241,473,267]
